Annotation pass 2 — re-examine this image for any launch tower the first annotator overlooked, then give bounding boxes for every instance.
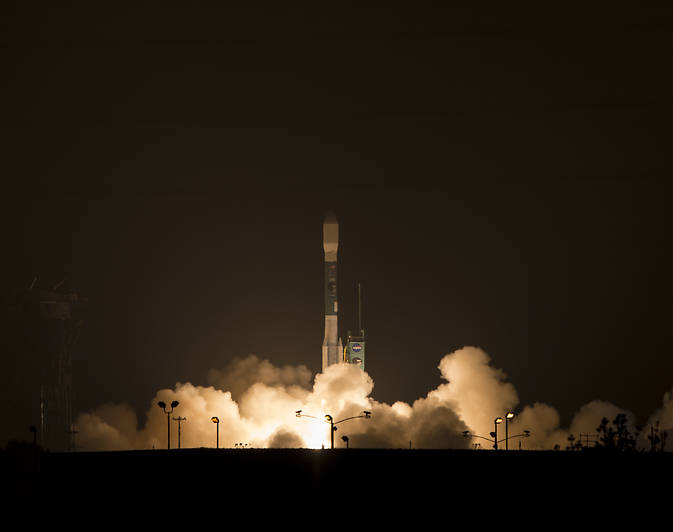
[9,279,85,452]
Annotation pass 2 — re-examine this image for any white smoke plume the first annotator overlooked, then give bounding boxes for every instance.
[75,347,673,451]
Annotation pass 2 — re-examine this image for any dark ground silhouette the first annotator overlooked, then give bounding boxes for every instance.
[4,444,669,514]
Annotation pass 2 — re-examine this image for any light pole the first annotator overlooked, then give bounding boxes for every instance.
[211,417,220,449]
[296,410,371,449]
[173,416,187,449]
[157,400,179,449]
[505,411,515,450]
[325,414,336,450]
[463,429,531,450]
[342,435,349,449]
[493,417,503,450]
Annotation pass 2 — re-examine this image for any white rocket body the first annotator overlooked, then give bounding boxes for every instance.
[322,213,342,372]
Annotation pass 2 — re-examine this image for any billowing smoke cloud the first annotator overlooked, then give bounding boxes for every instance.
[75,347,673,451]
[207,355,312,403]
[639,389,673,449]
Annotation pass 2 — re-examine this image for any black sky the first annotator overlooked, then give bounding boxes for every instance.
[1,5,672,446]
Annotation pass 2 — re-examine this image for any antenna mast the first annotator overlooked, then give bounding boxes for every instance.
[358,282,362,334]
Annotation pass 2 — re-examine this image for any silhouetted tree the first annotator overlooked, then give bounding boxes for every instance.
[565,434,583,451]
[646,421,667,452]
[595,413,640,452]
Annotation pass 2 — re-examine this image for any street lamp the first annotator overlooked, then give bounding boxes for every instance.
[505,411,515,450]
[493,417,503,450]
[296,410,371,449]
[157,400,179,449]
[342,435,349,449]
[211,417,220,449]
[463,428,531,450]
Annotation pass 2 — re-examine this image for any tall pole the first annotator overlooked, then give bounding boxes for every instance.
[157,400,179,450]
[494,417,503,450]
[167,412,171,450]
[358,282,362,333]
[173,416,186,449]
[211,417,220,449]
[505,412,515,450]
[326,415,335,449]
[505,417,509,450]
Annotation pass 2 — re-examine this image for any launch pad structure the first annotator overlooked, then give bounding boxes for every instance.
[8,279,85,452]
[344,282,366,371]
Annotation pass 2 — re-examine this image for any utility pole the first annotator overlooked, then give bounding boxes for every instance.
[173,416,187,449]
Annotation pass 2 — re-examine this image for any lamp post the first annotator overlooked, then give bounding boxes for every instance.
[505,411,515,450]
[173,416,187,449]
[325,414,336,450]
[342,435,349,449]
[493,417,503,450]
[463,429,531,450]
[296,410,371,449]
[157,400,179,450]
[211,417,220,449]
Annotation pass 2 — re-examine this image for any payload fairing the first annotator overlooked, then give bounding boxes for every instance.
[322,212,343,372]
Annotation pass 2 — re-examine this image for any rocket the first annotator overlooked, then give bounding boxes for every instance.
[322,211,343,372]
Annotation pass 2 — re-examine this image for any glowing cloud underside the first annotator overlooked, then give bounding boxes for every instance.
[75,348,673,451]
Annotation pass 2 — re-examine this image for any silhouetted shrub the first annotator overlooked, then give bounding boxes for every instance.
[595,413,640,452]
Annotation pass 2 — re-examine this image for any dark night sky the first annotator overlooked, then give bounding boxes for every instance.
[1,5,672,446]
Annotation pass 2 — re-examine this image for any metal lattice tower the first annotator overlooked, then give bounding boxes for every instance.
[9,278,85,452]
